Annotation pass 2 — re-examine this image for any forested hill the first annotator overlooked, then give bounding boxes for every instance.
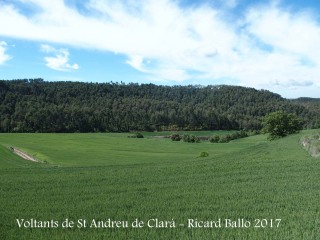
[0,79,319,133]
[291,98,320,111]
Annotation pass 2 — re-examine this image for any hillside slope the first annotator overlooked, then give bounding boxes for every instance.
[0,131,320,239]
[0,79,318,132]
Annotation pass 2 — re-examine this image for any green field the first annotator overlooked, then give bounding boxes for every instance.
[0,130,319,239]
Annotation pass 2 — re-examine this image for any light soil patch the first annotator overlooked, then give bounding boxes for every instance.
[300,133,320,158]
[10,147,39,162]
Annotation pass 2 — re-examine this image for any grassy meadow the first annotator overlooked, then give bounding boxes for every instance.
[0,130,320,239]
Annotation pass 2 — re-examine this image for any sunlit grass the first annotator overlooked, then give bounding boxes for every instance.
[0,130,319,239]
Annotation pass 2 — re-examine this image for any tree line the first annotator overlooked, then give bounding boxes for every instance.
[0,79,319,133]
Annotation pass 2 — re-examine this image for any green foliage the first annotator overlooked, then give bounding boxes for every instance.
[249,130,260,136]
[182,134,200,143]
[262,111,303,140]
[0,79,319,133]
[127,132,144,138]
[218,135,230,143]
[291,98,320,128]
[233,130,248,139]
[209,135,220,143]
[170,133,181,141]
[210,130,249,143]
[143,130,235,137]
[135,132,144,138]
[199,151,209,157]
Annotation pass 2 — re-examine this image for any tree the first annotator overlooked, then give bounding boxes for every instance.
[0,79,317,133]
[262,111,303,140]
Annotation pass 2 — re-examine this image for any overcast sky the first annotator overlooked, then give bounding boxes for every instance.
[0,0,320,98]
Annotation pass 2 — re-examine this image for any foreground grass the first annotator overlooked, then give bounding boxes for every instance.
[0,131,319,239]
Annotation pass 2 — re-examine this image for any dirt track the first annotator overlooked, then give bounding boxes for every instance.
[11,147,38,162]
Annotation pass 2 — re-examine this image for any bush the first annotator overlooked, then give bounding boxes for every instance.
[183,134,200,143]
[248,130,260,136]
[199,152,209,157]
[235,130,248,139]
[230,132,240,140]
[225,134,232,142]
[240,130,249,137]
[219,135,230,143]
[135,132,144,138]
[128,132,144,138]
[210,131,249,143]
[209,135,220,143]
[171,133,181,141]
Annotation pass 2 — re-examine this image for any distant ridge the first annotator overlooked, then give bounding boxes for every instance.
[292,97,320,102]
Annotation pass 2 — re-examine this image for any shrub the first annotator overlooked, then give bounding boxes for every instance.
[225,134,232,142]
[219,135,229,143]
[209,135,220,143]
[183,134,200,143]
[247,130,260,136]
[238,130,248,138]
[135,132,144,138]
[211,131,249,143]
[199,152,209,157]
[230,132,240,140]
[171,133,181,141]
[128,132,144,138]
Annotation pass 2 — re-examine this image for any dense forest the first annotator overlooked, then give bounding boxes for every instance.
[291,98,320,115]
[0,79,319,133]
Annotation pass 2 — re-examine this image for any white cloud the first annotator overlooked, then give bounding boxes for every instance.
[0,0,320,95]
[0,41,11,65]
[40,44,56,53]
[126,55,146,73]
[237,3,320,89]
[40,44,79,71]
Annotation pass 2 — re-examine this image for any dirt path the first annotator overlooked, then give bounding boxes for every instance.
[11,147,39,162]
